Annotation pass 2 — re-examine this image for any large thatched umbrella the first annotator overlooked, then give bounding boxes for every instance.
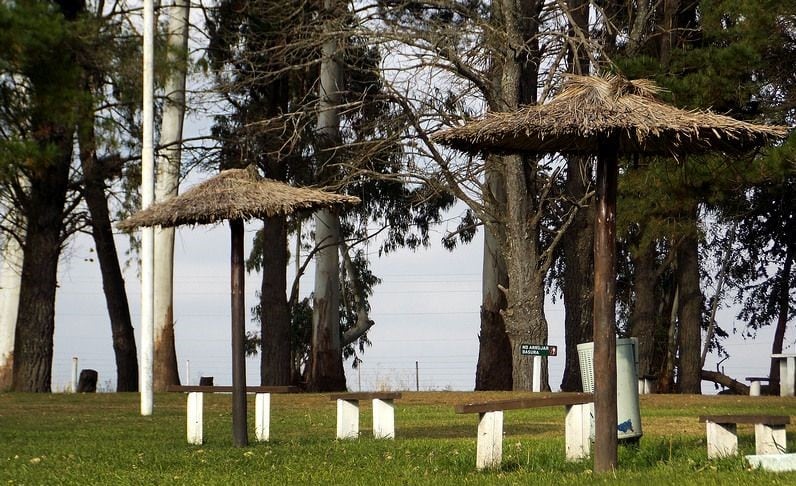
[119,165,360,447]
[432,74,788,472]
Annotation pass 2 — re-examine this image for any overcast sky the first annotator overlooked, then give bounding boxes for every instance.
[50,196,784,394]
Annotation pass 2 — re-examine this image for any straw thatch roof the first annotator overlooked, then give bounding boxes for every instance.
[118,166,360,230]
[432,74,789,156]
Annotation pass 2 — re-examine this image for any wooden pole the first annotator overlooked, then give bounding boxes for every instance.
[230,219,248,447]
[593,138,619,472]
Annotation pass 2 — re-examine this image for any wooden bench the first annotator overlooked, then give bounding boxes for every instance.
[329,392,402,440]
[168,385,298,445]
[454,392,594,470]
[699,414,790,458]
[745,376,770,396]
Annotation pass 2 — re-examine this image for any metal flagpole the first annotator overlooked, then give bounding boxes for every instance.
[140,0,155,416]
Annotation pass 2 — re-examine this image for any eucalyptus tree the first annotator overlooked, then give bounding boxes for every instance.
[378,0,604,390]
[207,0,454,389]
[0,0,87,391]
[152,0,191,391]
[0,0,151,391]
[600,0,795,392]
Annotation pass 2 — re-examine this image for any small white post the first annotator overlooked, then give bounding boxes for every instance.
[755,423,787,455]
[532,355,542,392]
[187,392,203,445]
[336,399,359,439]
[476,411,503,470]
[786,357,796,397]
[71,357,79,393]
[706,421,738,458]
[255,393,271,442]
[750,381,761,396]
[565,403,593,461]
[372,398,395,439]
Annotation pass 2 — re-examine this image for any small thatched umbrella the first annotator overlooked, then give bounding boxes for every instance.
[432,74,789,472]
[119,165,360,447]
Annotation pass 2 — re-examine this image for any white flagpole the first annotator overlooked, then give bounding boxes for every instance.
[140,0,155,416]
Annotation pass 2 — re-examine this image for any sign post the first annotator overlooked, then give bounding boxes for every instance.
[521,344,557,392]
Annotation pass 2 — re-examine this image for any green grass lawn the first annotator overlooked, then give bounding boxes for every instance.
[2,391,796,485]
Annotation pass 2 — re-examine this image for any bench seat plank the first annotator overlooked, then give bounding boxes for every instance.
[455,392,594,414]
[329,392,402,401]
[699,415,790,425]
[167,385,298,393]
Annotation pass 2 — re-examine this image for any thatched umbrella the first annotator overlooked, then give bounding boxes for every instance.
[119,165,360,447]
[432,74,789,472]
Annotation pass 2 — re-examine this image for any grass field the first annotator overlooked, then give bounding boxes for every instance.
[2,391,796,485]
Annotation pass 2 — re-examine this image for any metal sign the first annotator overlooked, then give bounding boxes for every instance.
[520,344,557,357]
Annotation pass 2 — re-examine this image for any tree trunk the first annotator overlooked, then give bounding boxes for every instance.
[153,0,190,390]
[310,209,346,391]
[492,0,546,392]
[78,107,139,392]
[308,0,347,392]
[701,369,749,395]
[559,0,594,393]
[12,136,72,392]
[768,244,793,395]
[676,218,703,394]
[560,156,594,391]
[260,215,292,386]
[629,241,658,379]
[502,156,548,391]
[0,226,24,391]
[476,162,512,391]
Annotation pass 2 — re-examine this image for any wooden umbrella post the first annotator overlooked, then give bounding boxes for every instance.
[593,137,619,472]
[230,219,248,447]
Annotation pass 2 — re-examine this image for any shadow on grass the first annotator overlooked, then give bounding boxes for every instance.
[399,422,560,439]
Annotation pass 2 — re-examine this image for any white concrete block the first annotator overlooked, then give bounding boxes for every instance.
[750,381,761,396]
[187,392,203,445]
[476,411,503,470]
[565,403,593,461]
[746,453,796,472]
[705,421,737,458]
[755,423,787,455]
[372,398,395,439]
[336,399,359,439]
[255,393,271,442]
[786,358,796,397]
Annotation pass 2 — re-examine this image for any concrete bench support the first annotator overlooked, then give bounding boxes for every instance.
[168,385,297,444]
[456,392,594,471]
[476,411,503,470]
[187,392,203,445]
[705,421,738,458]
[565,403,593,461]
[701,415,790,459]
[755,423,787,455]
[336,399,360,439]
[372,398,396,439]
[772,354,796,396]
[330,392,402,440]
[255,393,270,442]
